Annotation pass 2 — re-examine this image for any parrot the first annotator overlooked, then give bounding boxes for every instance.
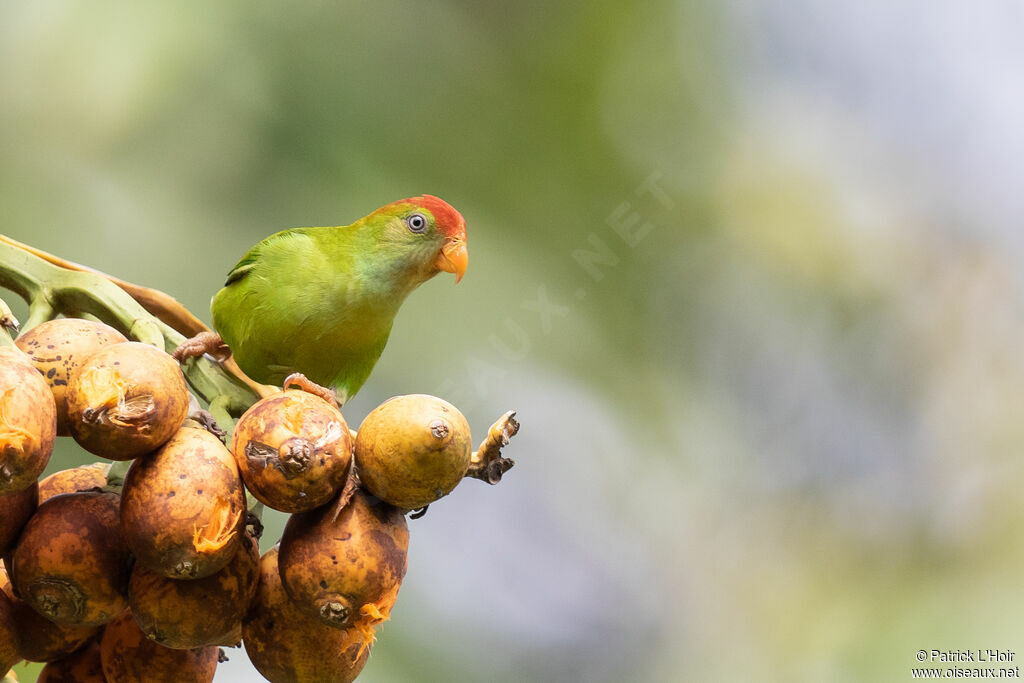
[203,195,468,405]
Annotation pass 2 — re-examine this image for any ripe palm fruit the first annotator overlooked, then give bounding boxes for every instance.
[38,639,105,682]
[0,580,17,674]
[15,318,128,435]
[355,394,472,510]
[10,597,98,663]
[0,482,37,557]
[10,490,130,627]
[37,463,109,504]
[4,529,96,666]
[0,347,56,493]
[230,390,353,513]
[128,531,259,649]
[278,490,408,633]
[100,611,219,682]
[243,547,370,683]
[121,426,246,579]
[64,341,189,460]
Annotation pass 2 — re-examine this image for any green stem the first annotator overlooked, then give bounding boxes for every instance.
[23,297,56,332]
[208,394,237,445]
[105,459,133,492]
[0,238,260,416]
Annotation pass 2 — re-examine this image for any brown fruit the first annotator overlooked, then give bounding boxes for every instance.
[129,531,259,649]
[100,611,218,682]
[0,578,17,674]
[0,347,56,493]
[37,463,109,504]
[231,390,353,513]
[10,490,130,627]
[0,482,37,557]
[121,426,246,579]
[11,597,97,663]
[279,490,408,631]
[243,547,370,683]
[15,318,128,436]
[38,639,105,682]
[64,341,189,460]
[355,394,472,510]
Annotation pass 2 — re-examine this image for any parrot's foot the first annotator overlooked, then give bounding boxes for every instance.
[466,411,519,484]
[172,331,230,363]
[283,372,340,408]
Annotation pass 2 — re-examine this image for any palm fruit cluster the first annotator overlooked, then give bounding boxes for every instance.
[1,317,499,683]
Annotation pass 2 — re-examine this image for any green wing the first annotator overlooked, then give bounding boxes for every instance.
[223,260,255,287]
[222,228,311,287]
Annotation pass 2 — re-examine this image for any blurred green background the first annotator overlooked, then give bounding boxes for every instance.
[4,1,1024,681]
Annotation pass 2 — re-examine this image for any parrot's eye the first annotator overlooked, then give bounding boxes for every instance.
[406,213,428,233]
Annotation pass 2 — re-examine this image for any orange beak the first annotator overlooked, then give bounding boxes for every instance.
[435,238,468,283]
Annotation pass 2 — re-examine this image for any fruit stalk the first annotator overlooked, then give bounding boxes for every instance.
[0,238,258,417]
[467,411,519,484]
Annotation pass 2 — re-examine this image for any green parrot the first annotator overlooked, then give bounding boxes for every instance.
[208,195,468,405]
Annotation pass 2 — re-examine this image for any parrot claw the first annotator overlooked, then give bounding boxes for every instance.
[172,331,231,363]
[283,373,340,409]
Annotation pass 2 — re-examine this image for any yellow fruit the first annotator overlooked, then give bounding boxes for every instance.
[355,394,472,510]
[121,426,246,579]
[100,611,218,682]
[37,463,109,504]
[0,347,56,494]
[15,318,127,436]
[38,640,105,682]
[10,490,130,627]
[128,531,259,649]
[278,490,408,631]
[231,390,353,513]
[243,547,370,683]
[0,482,37,557]
[65,342,189,460]
[4,551,97,665]
[9,595,98,663]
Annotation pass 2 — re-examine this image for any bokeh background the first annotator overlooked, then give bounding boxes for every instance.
[3,1,1024,681]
